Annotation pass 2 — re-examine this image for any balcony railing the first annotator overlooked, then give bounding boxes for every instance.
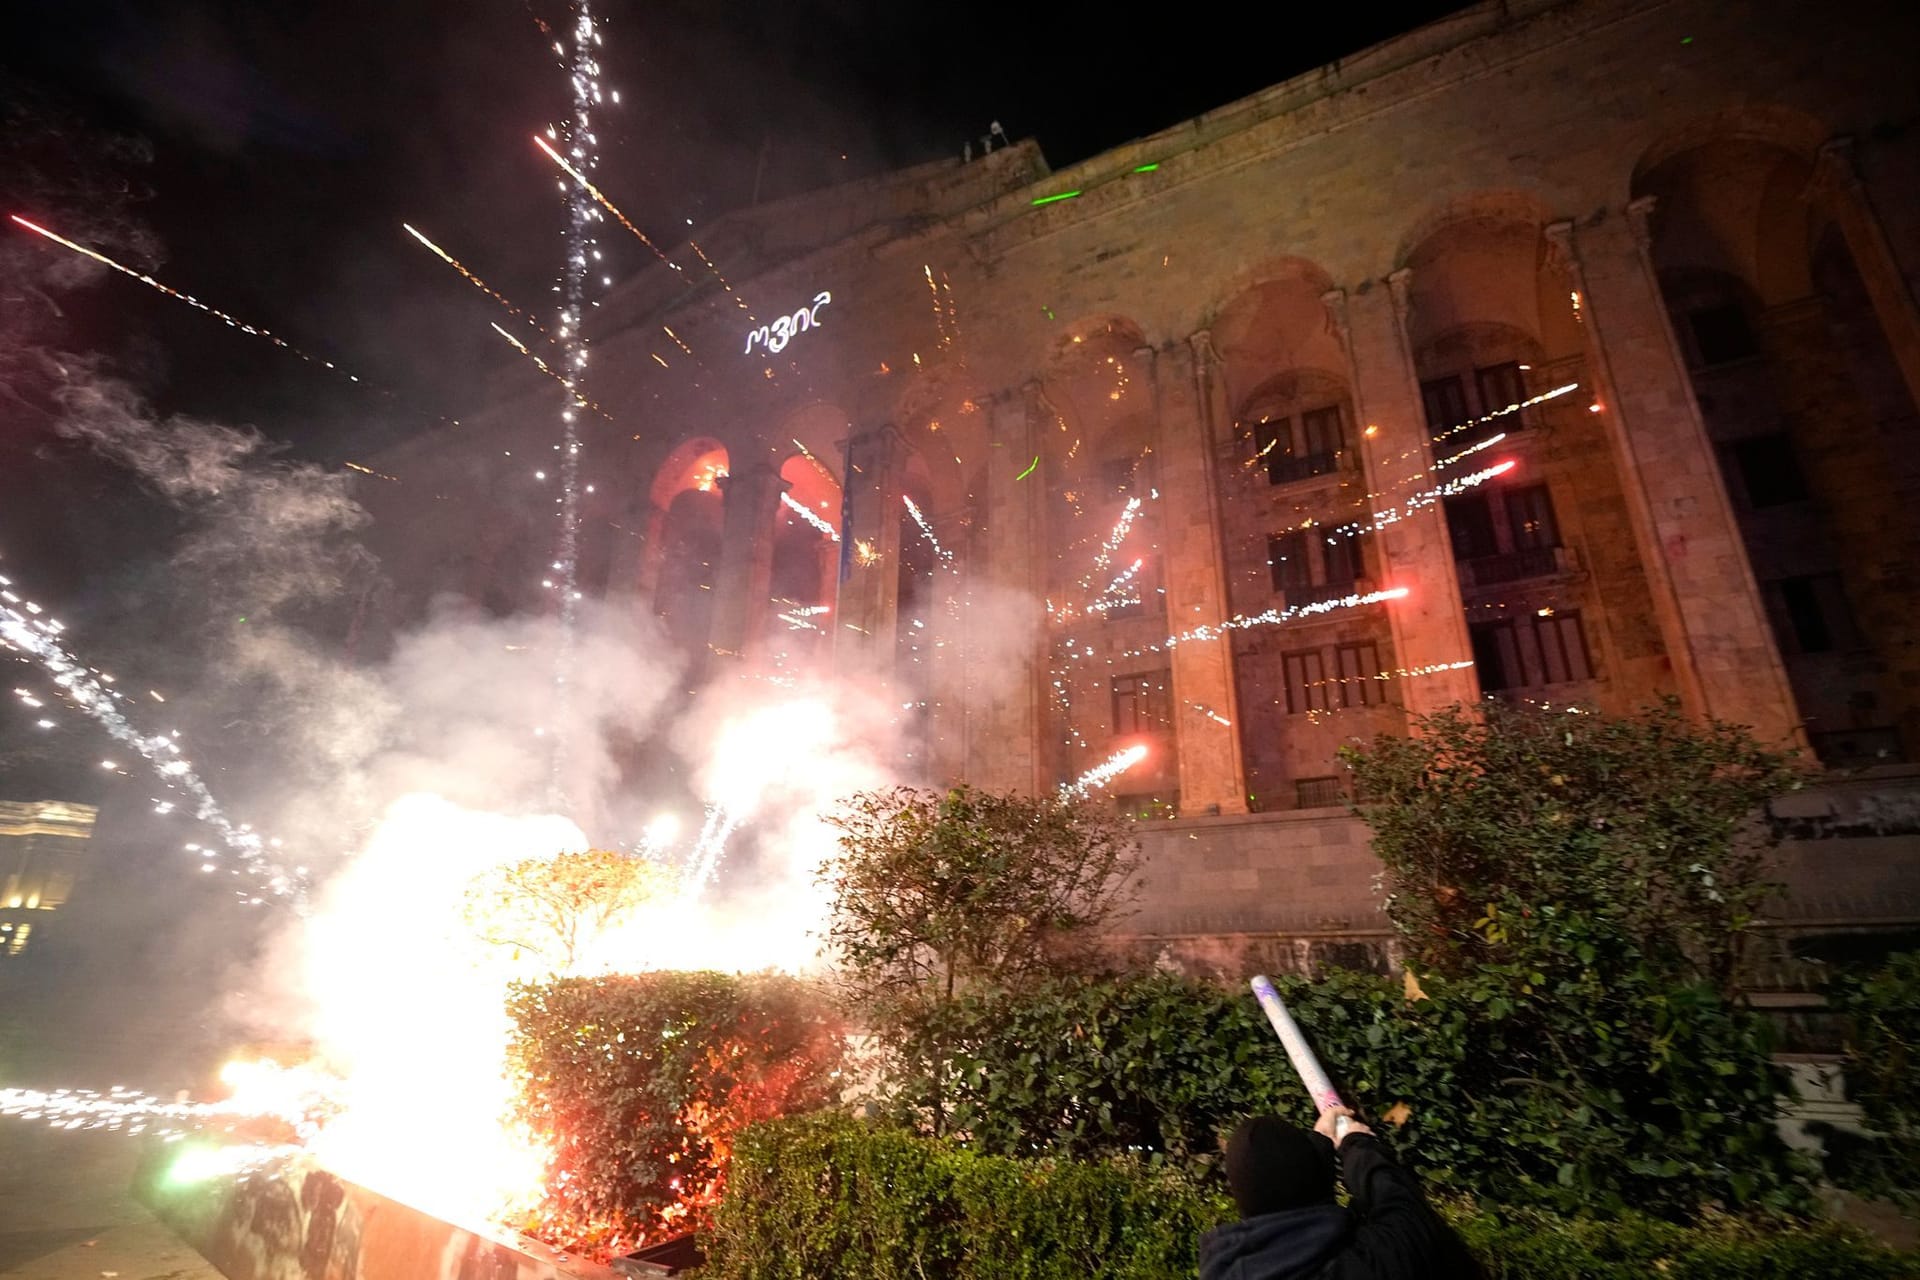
[1295,776,1347,808]
[1459,545,1574,588]
[1439,412,1530,456]
[1265,450,1340,485]
[1282,578,1367,609]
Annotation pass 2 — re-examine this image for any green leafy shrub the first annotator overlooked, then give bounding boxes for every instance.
[1452,1201,1917,1279]
[1340,698,1798,995]
[1329,699,1811,1212]
[822,784,1140,1133]
[1829,950,1920,1198]
[705,1111,1225,1280]
[505,970,844,1255]
[705,1113,1916,1280]
[888,968,1804,1215]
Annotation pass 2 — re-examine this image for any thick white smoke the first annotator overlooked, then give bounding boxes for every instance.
[40,362,927,1223]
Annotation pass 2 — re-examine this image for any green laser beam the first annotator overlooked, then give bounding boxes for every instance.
[1030,190,1082,206]
[1016,454,1040,481]
[1132,163,1159,173]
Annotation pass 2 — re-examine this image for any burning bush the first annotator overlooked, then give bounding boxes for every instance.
[504,970,844,1257]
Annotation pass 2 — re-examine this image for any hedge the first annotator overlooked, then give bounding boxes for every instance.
[887,968,1803,1215]
[707,1111,1223,1280]
[1828,950,1920,1199]
[506,970,844,1254]
[705,1113,1919,1280]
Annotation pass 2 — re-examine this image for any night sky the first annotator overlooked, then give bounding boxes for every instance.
[8,0,1471,451]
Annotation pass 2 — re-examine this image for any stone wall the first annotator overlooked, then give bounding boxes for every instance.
[1117,766,1920,987]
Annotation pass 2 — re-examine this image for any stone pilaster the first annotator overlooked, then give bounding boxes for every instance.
[1807,137,1920,417]
[708,461,788,659]
[962,390,1046,794]
[1547,207,1802,746]
[833,425,907,683]
[1330,279,1480,715]
[634,503,668,599]
[1158,335,1249,816]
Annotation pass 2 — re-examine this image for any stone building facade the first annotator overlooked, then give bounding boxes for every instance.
[362,0,1920,967]
[0,799,98,960]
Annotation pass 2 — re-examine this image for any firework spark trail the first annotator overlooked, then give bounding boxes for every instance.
[544,2,603,807]
[8,215,358,384]
[403,223,548,336]
[1326,460,1517,541]
[1430,431,1507,472]
[1088,557,1145,614]
[781,492,840,541]
[1426,381,1579,449]
[1,1086,203,1132]
[1081,497,1143,589]
[534,135,750,320]
[489,323,613,421]
[1075,585,1413,666]
[0,578,299,902]
[533,135,671,265]
[681,803,744,889]
[774,603,830,632]
[687,238,751,313]
[3,1061,338,1155]
[1059,744,1148,799]
[902,495,954,567]
[1303,658,1477,694]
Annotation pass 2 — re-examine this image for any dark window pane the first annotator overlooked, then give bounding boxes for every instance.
[1283,649,1329,714]
[1731,435,1809,508]
[1323,533,1359,588]
[1421,376,1469,434]
[1111,669,1173,735]
[1269,530,1311,592]
[1471,621,1525,691]
[1780,576,1833,653]
[1538,611,1593,684]
[1475,362,1526,416]
[1255,418,1291,485]
[1506,484,1560,551]
[1300,404,1344,456]
[1335,641,1383,707]
[1688,303,1759,366]
[1101,457,1138,495]
[1445,494,1499,560]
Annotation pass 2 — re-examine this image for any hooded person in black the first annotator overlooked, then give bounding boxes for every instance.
[1200,1107,1479,1280]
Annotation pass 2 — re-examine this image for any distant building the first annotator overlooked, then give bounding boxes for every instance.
[0,800,98,959]
[360,0,1920,973]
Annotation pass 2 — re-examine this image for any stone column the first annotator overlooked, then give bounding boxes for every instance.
[833,424,907,682]
[1158,336,1249,816]
[1329,279,1480,714]
[1807,137,1920,417]
[601,497,652,603]
[1545,206,1802,745]
[634,503,668,598]
[707,461,788,659]
[963,389,1046,794]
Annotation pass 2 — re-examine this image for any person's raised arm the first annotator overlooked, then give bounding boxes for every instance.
[1313,1107,1475,1279]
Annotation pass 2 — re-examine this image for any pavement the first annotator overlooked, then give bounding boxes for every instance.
[0,1123,218,1280]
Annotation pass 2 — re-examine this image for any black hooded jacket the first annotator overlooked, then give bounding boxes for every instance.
[1199,1133,1477,1280]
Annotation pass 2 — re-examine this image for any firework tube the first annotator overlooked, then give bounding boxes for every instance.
[1250,975,1351,1140]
